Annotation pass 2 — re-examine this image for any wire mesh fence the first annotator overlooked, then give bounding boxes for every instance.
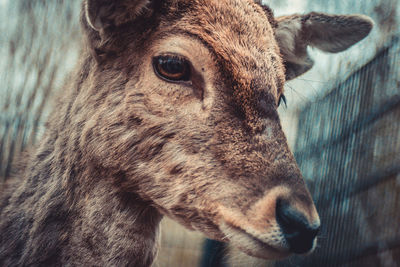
[276,37,400,267]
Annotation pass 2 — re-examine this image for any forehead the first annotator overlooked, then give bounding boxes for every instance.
[162,0,285,94]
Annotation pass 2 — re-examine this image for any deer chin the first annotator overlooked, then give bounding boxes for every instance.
[220,221,291,260]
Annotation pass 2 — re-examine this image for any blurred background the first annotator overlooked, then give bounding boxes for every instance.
[0,0,398,266]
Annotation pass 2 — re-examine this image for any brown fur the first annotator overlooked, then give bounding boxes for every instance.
[0,0,372,266]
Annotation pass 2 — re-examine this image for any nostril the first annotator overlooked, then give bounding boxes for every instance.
[276,200,320,254]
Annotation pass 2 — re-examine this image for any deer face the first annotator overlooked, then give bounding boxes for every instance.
[81,0,372,259]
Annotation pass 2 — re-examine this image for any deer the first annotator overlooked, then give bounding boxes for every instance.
[0,0,373,266]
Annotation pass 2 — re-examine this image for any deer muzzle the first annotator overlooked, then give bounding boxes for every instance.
[217,185,320,259]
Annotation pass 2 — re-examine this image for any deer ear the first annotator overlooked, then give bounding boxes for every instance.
[84,0,150,31]
[275,13,374,80]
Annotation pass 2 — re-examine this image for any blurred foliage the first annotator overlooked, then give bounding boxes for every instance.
[0,1,81,179]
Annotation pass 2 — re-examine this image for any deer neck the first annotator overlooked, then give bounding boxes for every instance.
[6,124,163,266]
[69,176,163,266]
[68,167,163,266]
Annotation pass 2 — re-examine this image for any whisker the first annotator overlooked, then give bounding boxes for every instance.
[297,78,331,84]
[286,84,311,102]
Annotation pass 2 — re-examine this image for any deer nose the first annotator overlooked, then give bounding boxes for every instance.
[276,199,320,254]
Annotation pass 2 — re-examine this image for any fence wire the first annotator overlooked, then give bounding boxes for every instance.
[276,37,400,267]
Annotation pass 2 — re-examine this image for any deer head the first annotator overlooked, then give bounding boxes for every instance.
[79,0,372,259]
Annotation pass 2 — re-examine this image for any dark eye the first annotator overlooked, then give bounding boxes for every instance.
[153,55,191,82]
[278,94,287,107]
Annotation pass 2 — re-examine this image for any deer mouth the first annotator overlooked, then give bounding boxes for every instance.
[220,221,291,259]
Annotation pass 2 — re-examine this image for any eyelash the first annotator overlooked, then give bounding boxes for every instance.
[278,94,287,107]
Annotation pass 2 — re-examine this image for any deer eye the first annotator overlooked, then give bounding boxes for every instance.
[278,94,287,107]
[153,55,191,82]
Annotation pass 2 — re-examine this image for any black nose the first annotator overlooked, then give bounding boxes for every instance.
[276,200,320,254]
